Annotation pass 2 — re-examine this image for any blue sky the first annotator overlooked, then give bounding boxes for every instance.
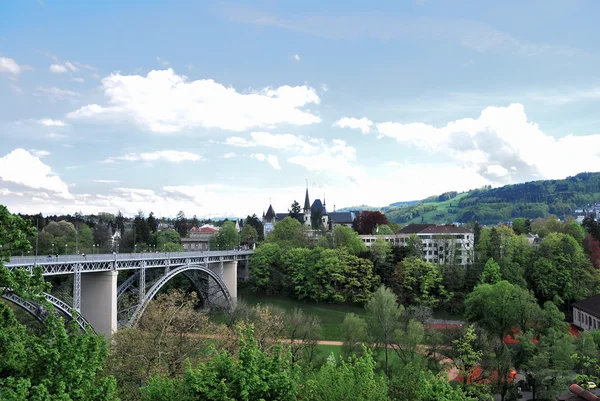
[1,0,600,218]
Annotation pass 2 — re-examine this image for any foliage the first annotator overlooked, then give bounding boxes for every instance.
[209,221,239,250]
[341,313,369,359]
[365,285,404,377]
[302,350,388,401]
[332,224,367,255]
[244,214,264,242]
[284,308,321,366]
[479,258,502,284]
[0,206,118,401]
[374,224,394,235]
[152,228,182,252]
[140,325,300,401]
[288,200,302,222]
[352,211,389,235]
[395,257,449,309]
[465,281,539,341]
[239,223,258,245]
[451,325,483,393]
[265,217,307,250]
[248,243,283,292]
[108,290,225,400]
[174,210,187,238]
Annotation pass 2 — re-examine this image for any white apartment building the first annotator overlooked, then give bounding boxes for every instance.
[573,294,600,331]
[360,224,475,266]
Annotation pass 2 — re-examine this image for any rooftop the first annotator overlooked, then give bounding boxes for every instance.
[573,294,600,319]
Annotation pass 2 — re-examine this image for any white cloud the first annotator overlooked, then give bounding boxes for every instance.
[47,132,67,139]
[10,85,23,94]
[375,103,600,183]
[73,77,85,83]
[64,61,78,72]
[29,149,51,158]
[223,152,237,158]
[49,64,68,73]
[225,136,255,147]
[251,153,281,170]
[334,117,374,134]
[67,68,321,133]
[0,149,71,198]
[101,150,203,164]
[35,86,79,101]
[288,139,365,183]
[321,84,329,93]
[92,179,120,184]
[0,57,22,75]
[39,118,67,127]
[156,56,170,66]
[293,54,300,61]
[0,188,24,197]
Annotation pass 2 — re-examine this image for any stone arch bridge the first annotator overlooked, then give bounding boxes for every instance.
[3,250,251,337]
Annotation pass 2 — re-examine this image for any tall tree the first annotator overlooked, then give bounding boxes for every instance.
[365,285,403,378]
[115,210,125,234]
[174,210,187,238]
[146,212,157,233]
[480,258,502,284]
[240,224,258,246]
[245,214,265,241]
[209,221,239,250]
[288,200,302,222]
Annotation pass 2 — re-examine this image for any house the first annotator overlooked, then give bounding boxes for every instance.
[573,294,600,331]
[262,187,356,237]
[360,223,474,266]
[181,224,219,251]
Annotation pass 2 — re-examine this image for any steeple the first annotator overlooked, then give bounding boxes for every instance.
[303,185,310,211]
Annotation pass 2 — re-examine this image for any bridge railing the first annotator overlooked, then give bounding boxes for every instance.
[6,250,252,266]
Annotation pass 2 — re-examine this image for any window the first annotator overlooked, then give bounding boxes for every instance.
[428,250,432,255]
[458,258,463,264]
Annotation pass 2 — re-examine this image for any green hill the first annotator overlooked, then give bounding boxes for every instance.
[378,172,600,225]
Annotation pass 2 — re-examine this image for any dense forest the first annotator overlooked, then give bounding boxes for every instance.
[379,172,600,225]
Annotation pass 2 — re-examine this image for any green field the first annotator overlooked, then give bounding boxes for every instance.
[238,288,367,341]
[404,192,468,224]
[236,289,463,341]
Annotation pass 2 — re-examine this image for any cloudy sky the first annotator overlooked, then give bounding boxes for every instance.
[1,0,600,218]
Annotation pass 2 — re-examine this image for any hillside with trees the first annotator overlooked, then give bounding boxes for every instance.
[379,172,600,225]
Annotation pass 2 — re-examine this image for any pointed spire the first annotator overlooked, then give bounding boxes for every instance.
[323,193,326,206]
[303,187,310,211]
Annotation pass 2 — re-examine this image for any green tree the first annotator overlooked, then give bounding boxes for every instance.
[396,257,449,309]
[365,285,404,378]
[332,225,367,255]
[174,210,187,237]
[302,350,388,401]
[265,217,307,250]
[209,220,239,250]
[465,281,539,342]
[341,313,369,359]
[0,206,118,401]
[451,325,483,393]
[249,243,283,292]
[480,258,502,284]
[374,224,394,235]
[153,228,182,252]
[240,223,258,246]
[140,325,299,401]
[512,218,530,235]
[244,214,264,242]
[406,234,423,258]
[288,200,302,222]
[146,212,157,233]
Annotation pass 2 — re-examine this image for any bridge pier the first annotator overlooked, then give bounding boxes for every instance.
[81,270,118,337]
[223,261,237,301]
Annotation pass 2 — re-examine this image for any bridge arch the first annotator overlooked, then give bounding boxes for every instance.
[126,264,232,328]
[1,291,95,333]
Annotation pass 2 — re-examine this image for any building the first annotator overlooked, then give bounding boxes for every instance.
[181,224,219,251]
[573,294,600,331]
[262,187,357,237]
[360,223,474,266]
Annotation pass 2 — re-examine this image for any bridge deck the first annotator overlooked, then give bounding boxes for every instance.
[5,250,252,276]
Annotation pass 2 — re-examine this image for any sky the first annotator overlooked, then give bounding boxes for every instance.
[1,0,600,218]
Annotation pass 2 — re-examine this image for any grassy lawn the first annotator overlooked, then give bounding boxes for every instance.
[236,288,463,341]
[238,288,366,341]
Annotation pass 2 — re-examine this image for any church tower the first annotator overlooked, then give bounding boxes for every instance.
[303,185,311,227]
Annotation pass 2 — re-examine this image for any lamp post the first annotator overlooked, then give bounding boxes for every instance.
[51,243,54,255]
[96,244,99,254]
[65,244,68,255]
